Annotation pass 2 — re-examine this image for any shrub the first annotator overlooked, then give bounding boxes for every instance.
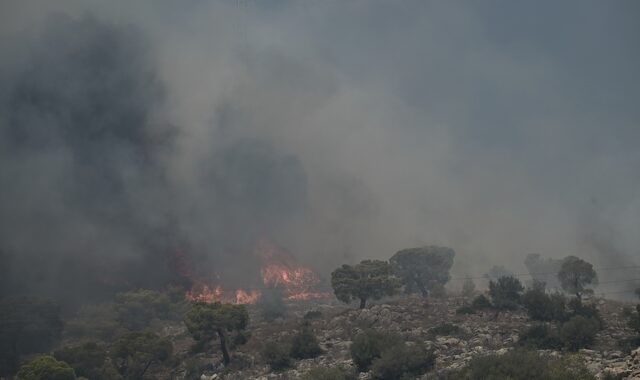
[370,343,435,380]
[456,305,476,315]
[54,342,120,380]
[114,289,177,331]
[302,366,357,380]
[522,288,567,322]
[489,276,524,310]
[559,315,600,351]
[350,330,403,372]
[450,349,595,380]
[518,324,563,350]
[304,310,323,320]
[64,303,124,342]
[15,356,76,380]
[567,298,602,327]
[618,336,640,354]
[429,323,462,337]
[111,331,172,379]
[262,342,292,371]
[471,294,492,310]
[430,283,447,298]
[290,325,324,359]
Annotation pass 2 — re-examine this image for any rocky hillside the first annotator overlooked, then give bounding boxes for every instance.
[160,295,640,379]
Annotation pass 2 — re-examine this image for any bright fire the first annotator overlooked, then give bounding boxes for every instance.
[181,239,328,304]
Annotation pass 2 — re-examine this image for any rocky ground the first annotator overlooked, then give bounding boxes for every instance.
[160,295,640,379]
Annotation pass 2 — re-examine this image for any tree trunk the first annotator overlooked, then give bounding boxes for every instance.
[359,298,367,309]
[418,284,428,298]
[218,328,231,365]
[140,360,154,378]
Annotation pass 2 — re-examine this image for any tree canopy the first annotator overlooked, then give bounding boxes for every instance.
[111,331,172,379]
[489,276,524,311]
[389,246,455,297]
[15,356,76,380]
[331,260,400,309]
[184,302,249,365]
[558,256,598,300]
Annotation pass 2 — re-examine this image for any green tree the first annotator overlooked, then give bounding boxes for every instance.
[262,341,292,371]
[559,315,600,351]
[111,331,172,379]
[331,260,400,309]
[558,256,598,300]
[114,289,176,330]
[350,330,403,372]
[522,284,567,322]
[369,342,435,380]
[290,324,323,359]
[54,342,120,380]
[184,302,249,365]
[302,366,357,380]
[15,356,76,380]
[0,296,63,375]
[489,276,524,310]
[446,349,595,380]
[389,246,455,298]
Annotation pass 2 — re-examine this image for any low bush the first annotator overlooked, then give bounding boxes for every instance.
[518,324,563,350]
[448,349,595,380]
[370,343,435,380]
[489,276,524,310]
[302,366,357,380]
[429,323,462,337]
[471,294,492,310]
[350,330,403,372]
[262,342,292,371]
[303,310,323,320]
[559,315,600,351]
[522,288,567,322]
[54,342,120,380]
[15,356,77,380]
[64,303,124,342]
[290,325,324,359]
[567,298,602,328]
[456,305,476,315]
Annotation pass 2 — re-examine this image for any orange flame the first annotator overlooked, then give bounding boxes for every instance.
[181,239,328,304]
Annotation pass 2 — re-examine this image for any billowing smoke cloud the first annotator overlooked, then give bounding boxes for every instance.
[1,0,639,303]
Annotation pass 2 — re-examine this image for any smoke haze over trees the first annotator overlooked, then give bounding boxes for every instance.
[1,0,639,303]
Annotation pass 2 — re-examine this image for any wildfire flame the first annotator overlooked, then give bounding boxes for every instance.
[180,239,327,304]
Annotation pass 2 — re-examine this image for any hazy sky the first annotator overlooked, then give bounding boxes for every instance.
[1,0,639,298]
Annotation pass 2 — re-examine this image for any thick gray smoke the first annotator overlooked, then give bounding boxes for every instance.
[1,1,639,302]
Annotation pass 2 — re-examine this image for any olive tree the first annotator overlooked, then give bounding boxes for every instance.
[15,356,76,380]
[389,246,455,298]
[558,256,598,300]
[489,276,524,311]
[184,302,249,365]
[111,331,172,379]
[331,260,400,309]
